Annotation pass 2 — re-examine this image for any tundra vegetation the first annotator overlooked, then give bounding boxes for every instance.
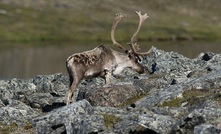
[0,0,221,44]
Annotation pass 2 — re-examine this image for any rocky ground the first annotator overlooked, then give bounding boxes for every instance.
[1,46,221,134]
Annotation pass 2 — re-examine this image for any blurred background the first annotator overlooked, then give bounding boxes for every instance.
[0,0,221,79]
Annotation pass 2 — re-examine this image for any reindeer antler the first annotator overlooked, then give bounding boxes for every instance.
[130,11,152,55]
[111,13,128,53]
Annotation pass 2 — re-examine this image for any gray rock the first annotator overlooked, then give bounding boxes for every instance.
[1,47,221,133]
[0,78,36,102]
[31,73,68,94]
[187,69,210,78]
[194,124,221,134]
[85,83,144,107]
[0,100,39,126]
[204,54,221,71]
[172,100,221,133]
[0,100,5,107]
[28,74,68,112]
[143,46,198,77]
[32,99,101,134]
[95,106,177,134]
[65,115,105,134]
[173,115,206,134]
[26,92,54,109]
[135,69,221,109]
[138,113,176,134]
[201,52,215,61]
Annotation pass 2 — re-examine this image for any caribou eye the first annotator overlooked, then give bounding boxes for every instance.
[138,59,142,63]
[137,56,143,63]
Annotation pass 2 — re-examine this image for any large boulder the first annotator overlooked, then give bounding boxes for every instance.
[84,83,145,107]
[0,100,39,126]
[32,99,105,134]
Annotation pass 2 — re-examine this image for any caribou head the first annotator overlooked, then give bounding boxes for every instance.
[66,11,152,104]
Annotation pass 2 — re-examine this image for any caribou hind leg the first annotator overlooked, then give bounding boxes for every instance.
[67,80,77,105]
[66,61,82,105]
[67,75,82,105]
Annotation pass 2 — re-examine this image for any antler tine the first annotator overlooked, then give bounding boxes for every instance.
[130,11,151,55]
[111,13,128,53]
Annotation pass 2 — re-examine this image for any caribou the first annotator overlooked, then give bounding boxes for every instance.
[66,11,152,104]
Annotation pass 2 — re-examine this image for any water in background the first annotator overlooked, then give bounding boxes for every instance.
[0,40,220,80]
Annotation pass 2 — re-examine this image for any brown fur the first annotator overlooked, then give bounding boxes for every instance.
[66,11,150,105]
[66,45,144,104]
[67,45,109,67]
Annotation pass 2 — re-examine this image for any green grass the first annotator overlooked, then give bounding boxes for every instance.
[158,89,221,108]
[0,0,221,44]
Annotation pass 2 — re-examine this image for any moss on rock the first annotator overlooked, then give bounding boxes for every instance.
[102,114,121,129]
[158,89,217,107]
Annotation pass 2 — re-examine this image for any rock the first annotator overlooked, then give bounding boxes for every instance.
[26,93,54,110]
[85,83,145,107]
[202,52,215,61]
[138,113,176,134]
[143,46,198,77]
[204,54,221,71]
[0,100,39,126]
[95,106,177,134]
[135,78,157,90]
[0,100,5,107]
[65,115,105,134]
[135,68,221,109]
[194,124,221,134]
[28,73,68,112]
[0,78,36,102]
[4,74,67,112]
[186,69,209,78]
[1,47,221,133]
[174,115,206,134]
[32,99,101,134]
[31,73,68,94]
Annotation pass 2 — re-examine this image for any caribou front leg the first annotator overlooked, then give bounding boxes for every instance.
[103,70,115,87]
